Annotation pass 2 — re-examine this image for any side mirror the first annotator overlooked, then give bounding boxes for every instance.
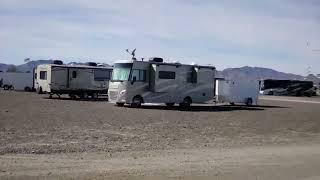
[131,76,137,84]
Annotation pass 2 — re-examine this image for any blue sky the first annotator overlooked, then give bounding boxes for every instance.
[0,0,319,75]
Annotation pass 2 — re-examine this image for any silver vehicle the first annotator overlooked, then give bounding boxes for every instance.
[108,58,216,107]
[0,72,34,91]
[215,78,259,105]
[35,61,112,99]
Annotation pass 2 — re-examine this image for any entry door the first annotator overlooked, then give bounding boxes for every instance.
[69,68,93,90]
[69,68,80,90]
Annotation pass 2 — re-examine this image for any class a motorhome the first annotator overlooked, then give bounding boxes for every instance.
[108,57,216,107]
[35,60,113,98]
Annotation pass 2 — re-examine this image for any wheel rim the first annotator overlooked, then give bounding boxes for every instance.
[132,97,142,107]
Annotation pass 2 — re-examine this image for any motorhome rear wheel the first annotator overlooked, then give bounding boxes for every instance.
[179,97,192,108]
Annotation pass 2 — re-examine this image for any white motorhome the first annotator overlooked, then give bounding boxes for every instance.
[215,78,259,105]
[108,58,216,107]
[35,61,112,99]
[0,72,34,91]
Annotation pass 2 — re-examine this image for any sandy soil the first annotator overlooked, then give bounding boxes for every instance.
[1,91,320,179]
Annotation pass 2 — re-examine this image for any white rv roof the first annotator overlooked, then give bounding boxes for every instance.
[113,59,215,69]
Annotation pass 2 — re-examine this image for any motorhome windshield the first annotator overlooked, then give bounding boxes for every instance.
[111,63,133,82]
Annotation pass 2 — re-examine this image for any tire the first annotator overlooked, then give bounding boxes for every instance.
[131,96,142,108]
[69,94,77,100]
[91,93,98,99]
[165,103,175,107]
[116,102,125,107]
[9,85,14,90]
[36,87,43,94]
[246,98,253,106]
[24,86,31,92]
[179,97,192,108]
[3,85,9,90]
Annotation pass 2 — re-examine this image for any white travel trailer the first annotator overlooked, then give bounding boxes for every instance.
[0,72,34,91]
[215,78,259,105]
[35,61,112,98]
[108,58,216,107]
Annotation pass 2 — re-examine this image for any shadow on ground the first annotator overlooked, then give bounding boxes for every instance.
[43,97,108,102]
[121,104,288,112]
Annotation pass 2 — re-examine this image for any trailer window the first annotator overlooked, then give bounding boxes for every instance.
[72,71,77,78]
[159,71,175,79]
[94,69,111,81]
[131,69,146,82]
[40,71,47,80]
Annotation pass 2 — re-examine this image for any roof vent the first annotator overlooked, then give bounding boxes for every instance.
[149,57,163,62]
[86,62,97,67]
[53,60,63,65]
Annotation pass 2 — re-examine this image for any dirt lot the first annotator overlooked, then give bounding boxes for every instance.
[1,91,320,179]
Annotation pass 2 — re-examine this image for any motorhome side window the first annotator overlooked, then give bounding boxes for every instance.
[72,71,77,78]
[159,71,175,79]
[94,69,111,81]
[131,69,146,81]
[39,71,47,80]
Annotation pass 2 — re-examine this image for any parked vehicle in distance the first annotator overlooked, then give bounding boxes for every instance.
[0,72,34,91]
[260,79,316,97]
[215,78,260,106]
[34,60,113,99]
[108,57,216,108]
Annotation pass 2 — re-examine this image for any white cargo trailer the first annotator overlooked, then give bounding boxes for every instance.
[0,72,34,91]
[35,61,112,99]
[108,58,216,107]
[215,78,259,105]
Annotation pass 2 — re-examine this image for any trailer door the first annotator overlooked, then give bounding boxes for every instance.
[51,67,68,90]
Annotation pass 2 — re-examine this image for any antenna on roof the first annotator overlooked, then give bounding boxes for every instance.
[126,48,137,60]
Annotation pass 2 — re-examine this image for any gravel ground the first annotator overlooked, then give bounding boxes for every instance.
[1,91,320,179]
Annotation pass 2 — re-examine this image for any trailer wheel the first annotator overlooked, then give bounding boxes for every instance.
[24,86,31,92]
[131,96,142,108]
[179,97,192,108]
[165,103,175,107]
[246,98,253,106]
[3,85,9,90]
[69,94,77,100]
[91,93,98,99]
[9,85,14,90]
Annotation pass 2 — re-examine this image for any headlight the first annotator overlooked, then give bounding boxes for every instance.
[120,90,126,95]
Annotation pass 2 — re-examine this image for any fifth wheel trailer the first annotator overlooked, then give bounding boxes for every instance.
[35,61,112,98]
[0,72,33,91]
[108,58,216,107]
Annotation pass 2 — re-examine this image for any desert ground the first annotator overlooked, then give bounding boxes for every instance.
[1,91,320,179]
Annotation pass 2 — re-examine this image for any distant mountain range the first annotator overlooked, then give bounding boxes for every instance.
[0,60,319,85]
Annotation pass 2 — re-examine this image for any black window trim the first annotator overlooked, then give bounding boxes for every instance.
[158,71,175,79]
